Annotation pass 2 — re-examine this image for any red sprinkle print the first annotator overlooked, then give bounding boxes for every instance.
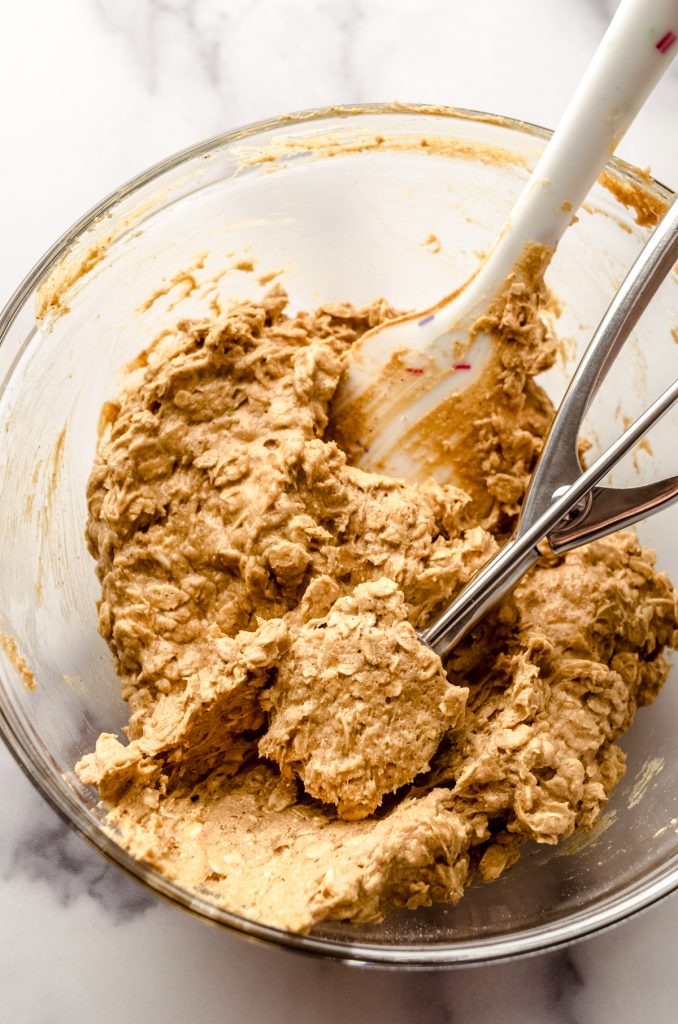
[656,30,677,53]
[453,362,472,370]
[405,367,425,375]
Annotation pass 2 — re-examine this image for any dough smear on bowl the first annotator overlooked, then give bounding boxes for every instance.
[77,283,678,933]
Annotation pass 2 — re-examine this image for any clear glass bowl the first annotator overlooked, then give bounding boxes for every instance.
[1,104,677,967]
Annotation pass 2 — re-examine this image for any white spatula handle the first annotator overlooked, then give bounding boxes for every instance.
[476,0,678,292]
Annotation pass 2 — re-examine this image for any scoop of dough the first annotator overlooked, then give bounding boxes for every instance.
[259,578,467,819]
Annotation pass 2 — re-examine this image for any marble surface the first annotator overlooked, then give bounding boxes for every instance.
[1,1,678,1021]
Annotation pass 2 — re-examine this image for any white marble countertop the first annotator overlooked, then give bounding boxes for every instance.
[2,1,678,1021]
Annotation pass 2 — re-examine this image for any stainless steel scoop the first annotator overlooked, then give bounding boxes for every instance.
[419,195,678,661]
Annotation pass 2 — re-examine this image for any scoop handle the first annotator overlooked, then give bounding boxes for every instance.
[477,0,678,286]
[519,194,678,533]
[420,375,678,660]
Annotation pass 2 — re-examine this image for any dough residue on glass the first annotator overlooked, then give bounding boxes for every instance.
[77,283,678,933]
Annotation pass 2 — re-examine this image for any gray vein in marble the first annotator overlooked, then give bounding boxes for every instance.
[91,0,279,94]
[397,970,458,1024]
[547,949,586,1024]
[92,0,367,112]
[0,755,154,924]
[334,0,367,103]
[4,814,154,923]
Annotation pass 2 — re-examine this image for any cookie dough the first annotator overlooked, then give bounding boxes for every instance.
[259,577,468,819]
[77,285,678,933]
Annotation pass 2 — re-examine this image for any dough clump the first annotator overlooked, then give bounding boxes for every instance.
[77,285,678,933]
[260,577,467,819]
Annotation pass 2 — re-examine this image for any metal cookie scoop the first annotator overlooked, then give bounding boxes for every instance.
[418,196,678,661]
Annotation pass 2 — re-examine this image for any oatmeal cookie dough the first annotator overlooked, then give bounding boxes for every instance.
[432,533,678,878]
[259,577,468,820]
[81,534,676,934]
[78,286,678,933]
[80,287,494,805]
[330,243,557,533]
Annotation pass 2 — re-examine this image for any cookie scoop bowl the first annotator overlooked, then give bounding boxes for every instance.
[1,104,678,967]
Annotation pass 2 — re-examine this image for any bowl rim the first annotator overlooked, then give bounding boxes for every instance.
[1,101,676,968]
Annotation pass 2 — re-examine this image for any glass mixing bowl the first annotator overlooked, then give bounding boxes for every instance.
[1,104,677,968]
